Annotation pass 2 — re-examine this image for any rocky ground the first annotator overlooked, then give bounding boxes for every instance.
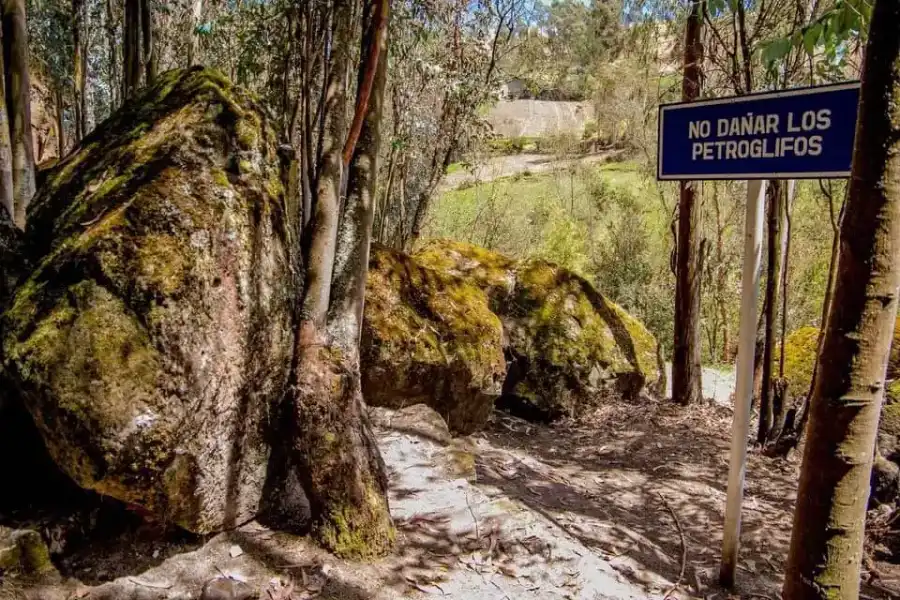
[5,398,898,600]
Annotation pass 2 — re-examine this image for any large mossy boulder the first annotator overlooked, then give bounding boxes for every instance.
[0,68,295,533]
[782,323,900,462]
[364,240,660,424]
[361,246,506,434]
[416,241,660,419]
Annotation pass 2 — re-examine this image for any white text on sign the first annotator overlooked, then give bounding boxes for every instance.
[688,110,832,161]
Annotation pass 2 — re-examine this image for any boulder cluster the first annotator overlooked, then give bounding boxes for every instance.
[0,68,660,544]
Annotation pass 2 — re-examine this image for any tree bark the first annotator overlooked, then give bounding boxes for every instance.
[0,37,12,223]
[328,0,388,350]
[123,0,141,99]
[106,0,118,110]
[672,0,704,405]
[73,0,86,141]
[783,2,900,597]
[271,0,394,559]
[140,0,156,86]
[187,0,203,67]
[54,87,65,158]
[758,181,783,443]
[2,0,35,228]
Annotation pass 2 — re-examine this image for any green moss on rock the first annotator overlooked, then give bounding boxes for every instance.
[412,240,660,420]
[0,527,58,581]
[1,67,295,533]
[362,246,506,434]
[782,323,900,460]
[363,240,660,428]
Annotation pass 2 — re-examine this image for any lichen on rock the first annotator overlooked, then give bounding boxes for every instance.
[1,67,295,534]
[362,240,660,428]
[782,322,900,462]
[361,245,506,434]
[414,240,660,421]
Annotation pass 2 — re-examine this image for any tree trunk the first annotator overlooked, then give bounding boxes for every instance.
[187,0,203,67]
[123,0,141,99]
[2,0,35,228]
[0,37,12,223]
[72,0,86,141]
[771,181,795,442]
[106,0,118,110]
[328,0,388,350]
[758,181,783,443]
[54,87,65,158]
[140,0,156,86]
[672,0,704,405]
[783,2,900,597]
[270,0,395,559]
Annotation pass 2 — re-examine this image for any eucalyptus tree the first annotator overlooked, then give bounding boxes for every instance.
[3,0,34,227]
[783,0,900,595]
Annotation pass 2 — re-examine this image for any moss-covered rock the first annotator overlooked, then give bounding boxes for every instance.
[0,527,59,582]
[361,246,506,434]
[1,68,295,534]
[781,326,820,400]
[370,240,660,423]
[0,207,22,308]
[496,258,659,419]
[782,323,900,462]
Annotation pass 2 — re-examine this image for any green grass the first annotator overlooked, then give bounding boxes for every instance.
[423,159,660,273]
[445,162,467,175]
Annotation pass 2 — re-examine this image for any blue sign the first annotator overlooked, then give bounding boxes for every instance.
[657,82,860,180]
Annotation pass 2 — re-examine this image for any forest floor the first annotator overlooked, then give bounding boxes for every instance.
[5,397,899,600]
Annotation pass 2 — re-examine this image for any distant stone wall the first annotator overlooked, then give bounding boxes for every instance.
[486,100,594,138]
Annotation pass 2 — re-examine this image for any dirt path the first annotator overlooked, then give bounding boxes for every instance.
[476,399,899,600]
[664,363,735,406]
[439,151,619,192]
[6,399,898,599]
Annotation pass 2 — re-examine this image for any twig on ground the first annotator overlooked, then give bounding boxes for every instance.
[129,578,173,590]
[657,491,687,600]
[465,492,481,541]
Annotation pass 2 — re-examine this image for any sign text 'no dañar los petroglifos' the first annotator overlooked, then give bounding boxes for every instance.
[657,82,860,180]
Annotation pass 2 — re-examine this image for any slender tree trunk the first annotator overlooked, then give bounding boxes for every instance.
[0,40,12,223]
[771,182,795,441]
[271,0,394,558]
[54,87,65,158]
[672,0,704,405]
[72,0,86,141]
[106,0,118,110]
[776,186,846,451]
[2,0,35,228]
[758,181,783,443]
[783,3,900,596]
[140,0,155,85]
[187,0,203,67]
[123,0,141,99]
[329,2,388,347]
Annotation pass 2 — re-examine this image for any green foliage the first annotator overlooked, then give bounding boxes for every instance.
[760,0,872,79]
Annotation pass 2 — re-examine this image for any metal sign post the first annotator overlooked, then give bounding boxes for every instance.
[719,178,766,587]
[656,81,861,587]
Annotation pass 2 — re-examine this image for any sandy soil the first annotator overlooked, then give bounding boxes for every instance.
[3,398,898,600]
